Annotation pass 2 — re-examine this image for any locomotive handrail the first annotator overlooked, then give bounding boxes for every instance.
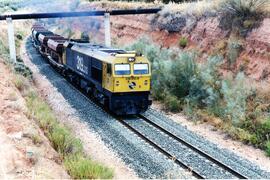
[0,8,161,20]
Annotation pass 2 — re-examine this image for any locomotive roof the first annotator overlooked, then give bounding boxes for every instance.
[69,42,137,64]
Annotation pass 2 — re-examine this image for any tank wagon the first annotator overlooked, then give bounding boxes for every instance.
[31,24,152,115]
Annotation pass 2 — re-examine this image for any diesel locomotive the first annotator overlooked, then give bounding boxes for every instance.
[31,24,152,115]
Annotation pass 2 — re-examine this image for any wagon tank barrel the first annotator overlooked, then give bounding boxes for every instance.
[0,8,161,20]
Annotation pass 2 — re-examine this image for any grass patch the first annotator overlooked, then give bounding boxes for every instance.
[0,39,9,60]
[13,74,114,179]
[13,74,31,94]
[31,134,43,145]
[64,155,114,179]
[179,37,188,48]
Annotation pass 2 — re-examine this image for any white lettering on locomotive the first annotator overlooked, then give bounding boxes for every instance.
[76,55,88,74]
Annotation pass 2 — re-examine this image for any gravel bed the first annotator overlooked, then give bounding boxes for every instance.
[25,39,192,179]
[143,108,270,179]
[124,117,235,179]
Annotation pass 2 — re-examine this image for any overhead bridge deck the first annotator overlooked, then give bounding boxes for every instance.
[0,8,161,63]
[0,8,161,20]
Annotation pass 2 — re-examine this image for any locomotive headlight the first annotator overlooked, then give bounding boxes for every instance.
[144,80,148,85]
[128,57,135,62]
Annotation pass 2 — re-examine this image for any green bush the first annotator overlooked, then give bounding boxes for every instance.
[187,56,222,108]
[266,141,270,157]
[221,73,251,125]
[49,125,83,157]
[179,37,188,48]
[164,93,182,112]
[14,62,33,78]
[170,52,197,99]
[219,0,268,36]
[64,155,114,179]
[254,119,270,147]
[126,38,222,108]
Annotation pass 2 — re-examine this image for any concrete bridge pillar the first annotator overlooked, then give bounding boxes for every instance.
[104,13,111,47]
[6,17,16,63]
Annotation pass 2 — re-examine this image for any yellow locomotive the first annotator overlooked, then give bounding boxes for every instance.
[32,24,152,115]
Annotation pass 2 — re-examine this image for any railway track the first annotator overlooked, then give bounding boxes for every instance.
[137,114,248,179]
[116,114,249,179]
[116,117,204,179]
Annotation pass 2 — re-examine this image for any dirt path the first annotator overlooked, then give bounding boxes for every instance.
[0,60,69,179]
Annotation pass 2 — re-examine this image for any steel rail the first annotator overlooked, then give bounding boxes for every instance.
[0,8,161,20]
[137,114,248,179]
[115,117,205,179]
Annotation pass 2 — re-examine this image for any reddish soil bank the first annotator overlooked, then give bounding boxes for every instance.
[68,3,270,82]
[0,60,69,179]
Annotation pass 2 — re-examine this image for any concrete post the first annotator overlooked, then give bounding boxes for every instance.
[6,17,16,63]
[104,13,111,47]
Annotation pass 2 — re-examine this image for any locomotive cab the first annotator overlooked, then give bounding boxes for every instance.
[102,53,152,115]
[103,53,151,93]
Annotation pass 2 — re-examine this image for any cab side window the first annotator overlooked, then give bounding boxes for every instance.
[107,64,112,75]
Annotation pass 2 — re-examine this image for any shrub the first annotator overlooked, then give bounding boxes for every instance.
[170,52,197,99]
[179,37,188,48]
[164,93,182,112]
[126,38,222,108]
[227,39,242,69]
[266,141,270,157]
[14,62,33,78]
[13,74,30,93]
[219,0,269,36]
[221,73,251,125]
[187,55,222,108]
[49,125,83,157]
[31,134,43,145]
[227,127,247,141]
[64,155,114,179]
[254,119,270,146]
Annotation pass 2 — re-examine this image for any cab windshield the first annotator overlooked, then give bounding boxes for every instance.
[115,64,130,75]
[134,63,149,74]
